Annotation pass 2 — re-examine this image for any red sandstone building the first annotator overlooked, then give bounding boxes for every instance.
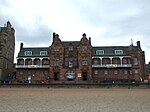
[16,33,145,83]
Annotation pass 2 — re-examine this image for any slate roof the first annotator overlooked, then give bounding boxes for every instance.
[0,27,7,32]
[62,41,80,47]
[92,45,139,57]
[17,47,50,58]
[17,42,139,58]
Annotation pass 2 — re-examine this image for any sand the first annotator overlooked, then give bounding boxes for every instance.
[0,88,150,112]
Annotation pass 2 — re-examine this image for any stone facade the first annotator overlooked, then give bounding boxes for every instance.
[16,32,145,83]
[0,21,15,81]
[49,33,92,82]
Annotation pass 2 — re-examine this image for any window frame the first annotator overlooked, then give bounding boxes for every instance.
[40,51,47,56]
[25,51,32,56]
[96,50,104,55]
[115,50,123,54]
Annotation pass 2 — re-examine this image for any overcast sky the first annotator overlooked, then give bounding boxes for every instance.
[0,0,150,64]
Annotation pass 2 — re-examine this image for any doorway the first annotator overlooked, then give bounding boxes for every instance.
[27,75,32,83]
[54,72,59,80]
[82,72,87,81]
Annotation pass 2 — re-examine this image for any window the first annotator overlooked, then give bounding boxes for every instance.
[113,58,120,64]
[133,58,138,65]
[34,59,40,65]
[69,46,73,51]
[123,58,127,64]
[54,47,59,52]
[28,70,31,74]
[124,70,128,74]
[130,70,132,74]
[134,69,138,74]
[54,59,59,66]
[73,58,78,67]
[82,46,87,51]
[26,60,32,65]
[20,70,23,75]
[114,70,118,74]
[115,50,123,54]
[103,58,110,64]
[96,50,104,55]
[69,58,73,68]
[64,58,68,66]
[82,57,88,65]
[25,51,32,56]
[93,59,99,65]
[94,70,99,75]
[40,51,47,55]
[104,70,108,75]
[42,59,49,65]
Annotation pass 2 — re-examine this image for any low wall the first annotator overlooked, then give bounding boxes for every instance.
[0,83,150,89]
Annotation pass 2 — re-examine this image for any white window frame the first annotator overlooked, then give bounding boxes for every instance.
[40,51,47,56]
[25,51,32,56]
[115,50,123,54]
[96,50,104,55]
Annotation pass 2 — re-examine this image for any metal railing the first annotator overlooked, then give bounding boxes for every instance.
[92,64,132,68]
[15,65,50,68]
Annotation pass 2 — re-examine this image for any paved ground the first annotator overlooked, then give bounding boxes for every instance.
[0,88,150,112]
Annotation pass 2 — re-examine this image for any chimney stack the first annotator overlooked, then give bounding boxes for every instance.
[137,41,141,49]
[89,37,91,45]
[20,43,23,50]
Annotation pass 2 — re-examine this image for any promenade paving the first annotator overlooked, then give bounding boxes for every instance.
[0,88,150,112]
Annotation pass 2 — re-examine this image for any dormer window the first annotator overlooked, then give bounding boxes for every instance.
[115,50,123,54]
[96,50,104,55]
[40,51,47,56]
[25,51,32,56]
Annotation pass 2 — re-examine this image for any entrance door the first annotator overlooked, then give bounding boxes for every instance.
[54,72,59,80]
[28,75,32,83]
[82,72,87,81]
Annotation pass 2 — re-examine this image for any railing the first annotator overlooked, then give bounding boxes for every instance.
[92,64,132,68]
[15,65,50,68]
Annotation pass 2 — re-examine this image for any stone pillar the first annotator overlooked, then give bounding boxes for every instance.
[110,57,113,64]
[120,57,123,65]
[100,57,103,66]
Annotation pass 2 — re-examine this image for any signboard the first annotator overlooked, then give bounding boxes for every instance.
[78,73,81,77]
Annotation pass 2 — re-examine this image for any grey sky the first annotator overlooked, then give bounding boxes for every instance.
[0,0,150,63]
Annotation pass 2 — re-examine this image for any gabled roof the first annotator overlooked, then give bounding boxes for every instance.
[17,47,49,58]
